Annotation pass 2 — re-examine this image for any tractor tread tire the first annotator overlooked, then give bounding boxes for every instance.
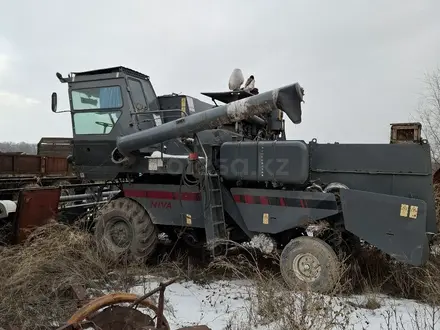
[94,197,158,263]
[280,236,341,294]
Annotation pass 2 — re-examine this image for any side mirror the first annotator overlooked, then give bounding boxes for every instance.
[51,92,57,112]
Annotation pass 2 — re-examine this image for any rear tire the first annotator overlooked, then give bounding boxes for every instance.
[94,197,158,263]
[280,236,341,294]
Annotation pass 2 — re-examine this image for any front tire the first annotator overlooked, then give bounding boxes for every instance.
[280,236,341,293]
[94,197,158,263]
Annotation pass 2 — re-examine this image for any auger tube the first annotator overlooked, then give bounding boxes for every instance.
[113,82,304,162]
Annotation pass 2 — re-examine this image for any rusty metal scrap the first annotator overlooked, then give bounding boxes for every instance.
[54,276,212,330]
[55,277,185,330]
[13,187,61,243]
[65,293,169,329]
[87,305,156,330]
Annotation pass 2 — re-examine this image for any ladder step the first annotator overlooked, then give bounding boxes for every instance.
[203,171,227,248]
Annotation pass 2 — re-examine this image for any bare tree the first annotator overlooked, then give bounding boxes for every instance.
[0,142,37,154]
[417,67,440,169]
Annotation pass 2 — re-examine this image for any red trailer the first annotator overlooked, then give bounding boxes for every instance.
[0,137,80,199]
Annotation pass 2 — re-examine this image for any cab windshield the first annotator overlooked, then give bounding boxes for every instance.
[71,86,123,135]
[71,86,122,110]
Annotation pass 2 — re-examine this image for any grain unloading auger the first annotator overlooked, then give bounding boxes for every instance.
[49,66,436,294]
[110,82,303,164]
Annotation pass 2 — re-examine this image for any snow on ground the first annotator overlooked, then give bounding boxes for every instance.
[128,276,440,330]
[130,278,252,329]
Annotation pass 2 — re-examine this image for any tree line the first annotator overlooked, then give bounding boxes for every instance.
[0,142,37,154]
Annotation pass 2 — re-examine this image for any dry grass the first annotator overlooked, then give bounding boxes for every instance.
[0,222,141,330]
[250,275,353,330]
[191,243,354,330]
[216,250,440,330]
[211,251,352,330]
[1,226,440,330]
[435,183,440,231]
[341,245,440,305]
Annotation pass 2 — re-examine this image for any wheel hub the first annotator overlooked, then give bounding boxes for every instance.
[292,253,321,283]
[108,219,132,249]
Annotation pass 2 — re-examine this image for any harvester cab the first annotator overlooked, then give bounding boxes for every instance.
[51,67,165,180]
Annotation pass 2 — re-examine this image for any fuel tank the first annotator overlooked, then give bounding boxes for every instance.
[219,140,309,184]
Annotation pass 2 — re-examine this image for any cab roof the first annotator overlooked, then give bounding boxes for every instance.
[71,66,149,80]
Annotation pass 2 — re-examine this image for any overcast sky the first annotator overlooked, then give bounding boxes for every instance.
[0,0,439,143]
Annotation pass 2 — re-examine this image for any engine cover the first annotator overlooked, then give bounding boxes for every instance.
[219,140,309,184]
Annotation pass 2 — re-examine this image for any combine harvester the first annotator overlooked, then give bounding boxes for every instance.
[1,67,437,295]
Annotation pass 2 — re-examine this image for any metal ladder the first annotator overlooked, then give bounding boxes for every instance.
[202,171,228,255]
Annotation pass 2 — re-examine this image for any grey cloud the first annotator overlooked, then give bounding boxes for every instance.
[0,0,439,143]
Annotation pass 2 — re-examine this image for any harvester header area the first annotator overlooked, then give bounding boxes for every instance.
[46,65,437,295]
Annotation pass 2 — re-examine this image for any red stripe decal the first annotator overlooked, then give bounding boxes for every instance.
[300,199,305,208]
[124,190,146,198]
[244,195,254,204]
[146,191,174,199]
[124,190,200,201]
[260,196,269,205]
[179,192,201,201]
[233,195,241,203]
[279,197,286,206]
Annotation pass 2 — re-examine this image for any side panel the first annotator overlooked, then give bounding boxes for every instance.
[123,183,204,228]
[121,184,339,235]
[158,95,214,124]
[309,142,437,234]
[221,184,254,238]
[220,140,309,184]
[44,157,71,176]
[72,140,119,180]
[0,154,71,177]
[0,154,42,176]
[230,188,339,234]
[37,137,73,157]
[340,189,429,266]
